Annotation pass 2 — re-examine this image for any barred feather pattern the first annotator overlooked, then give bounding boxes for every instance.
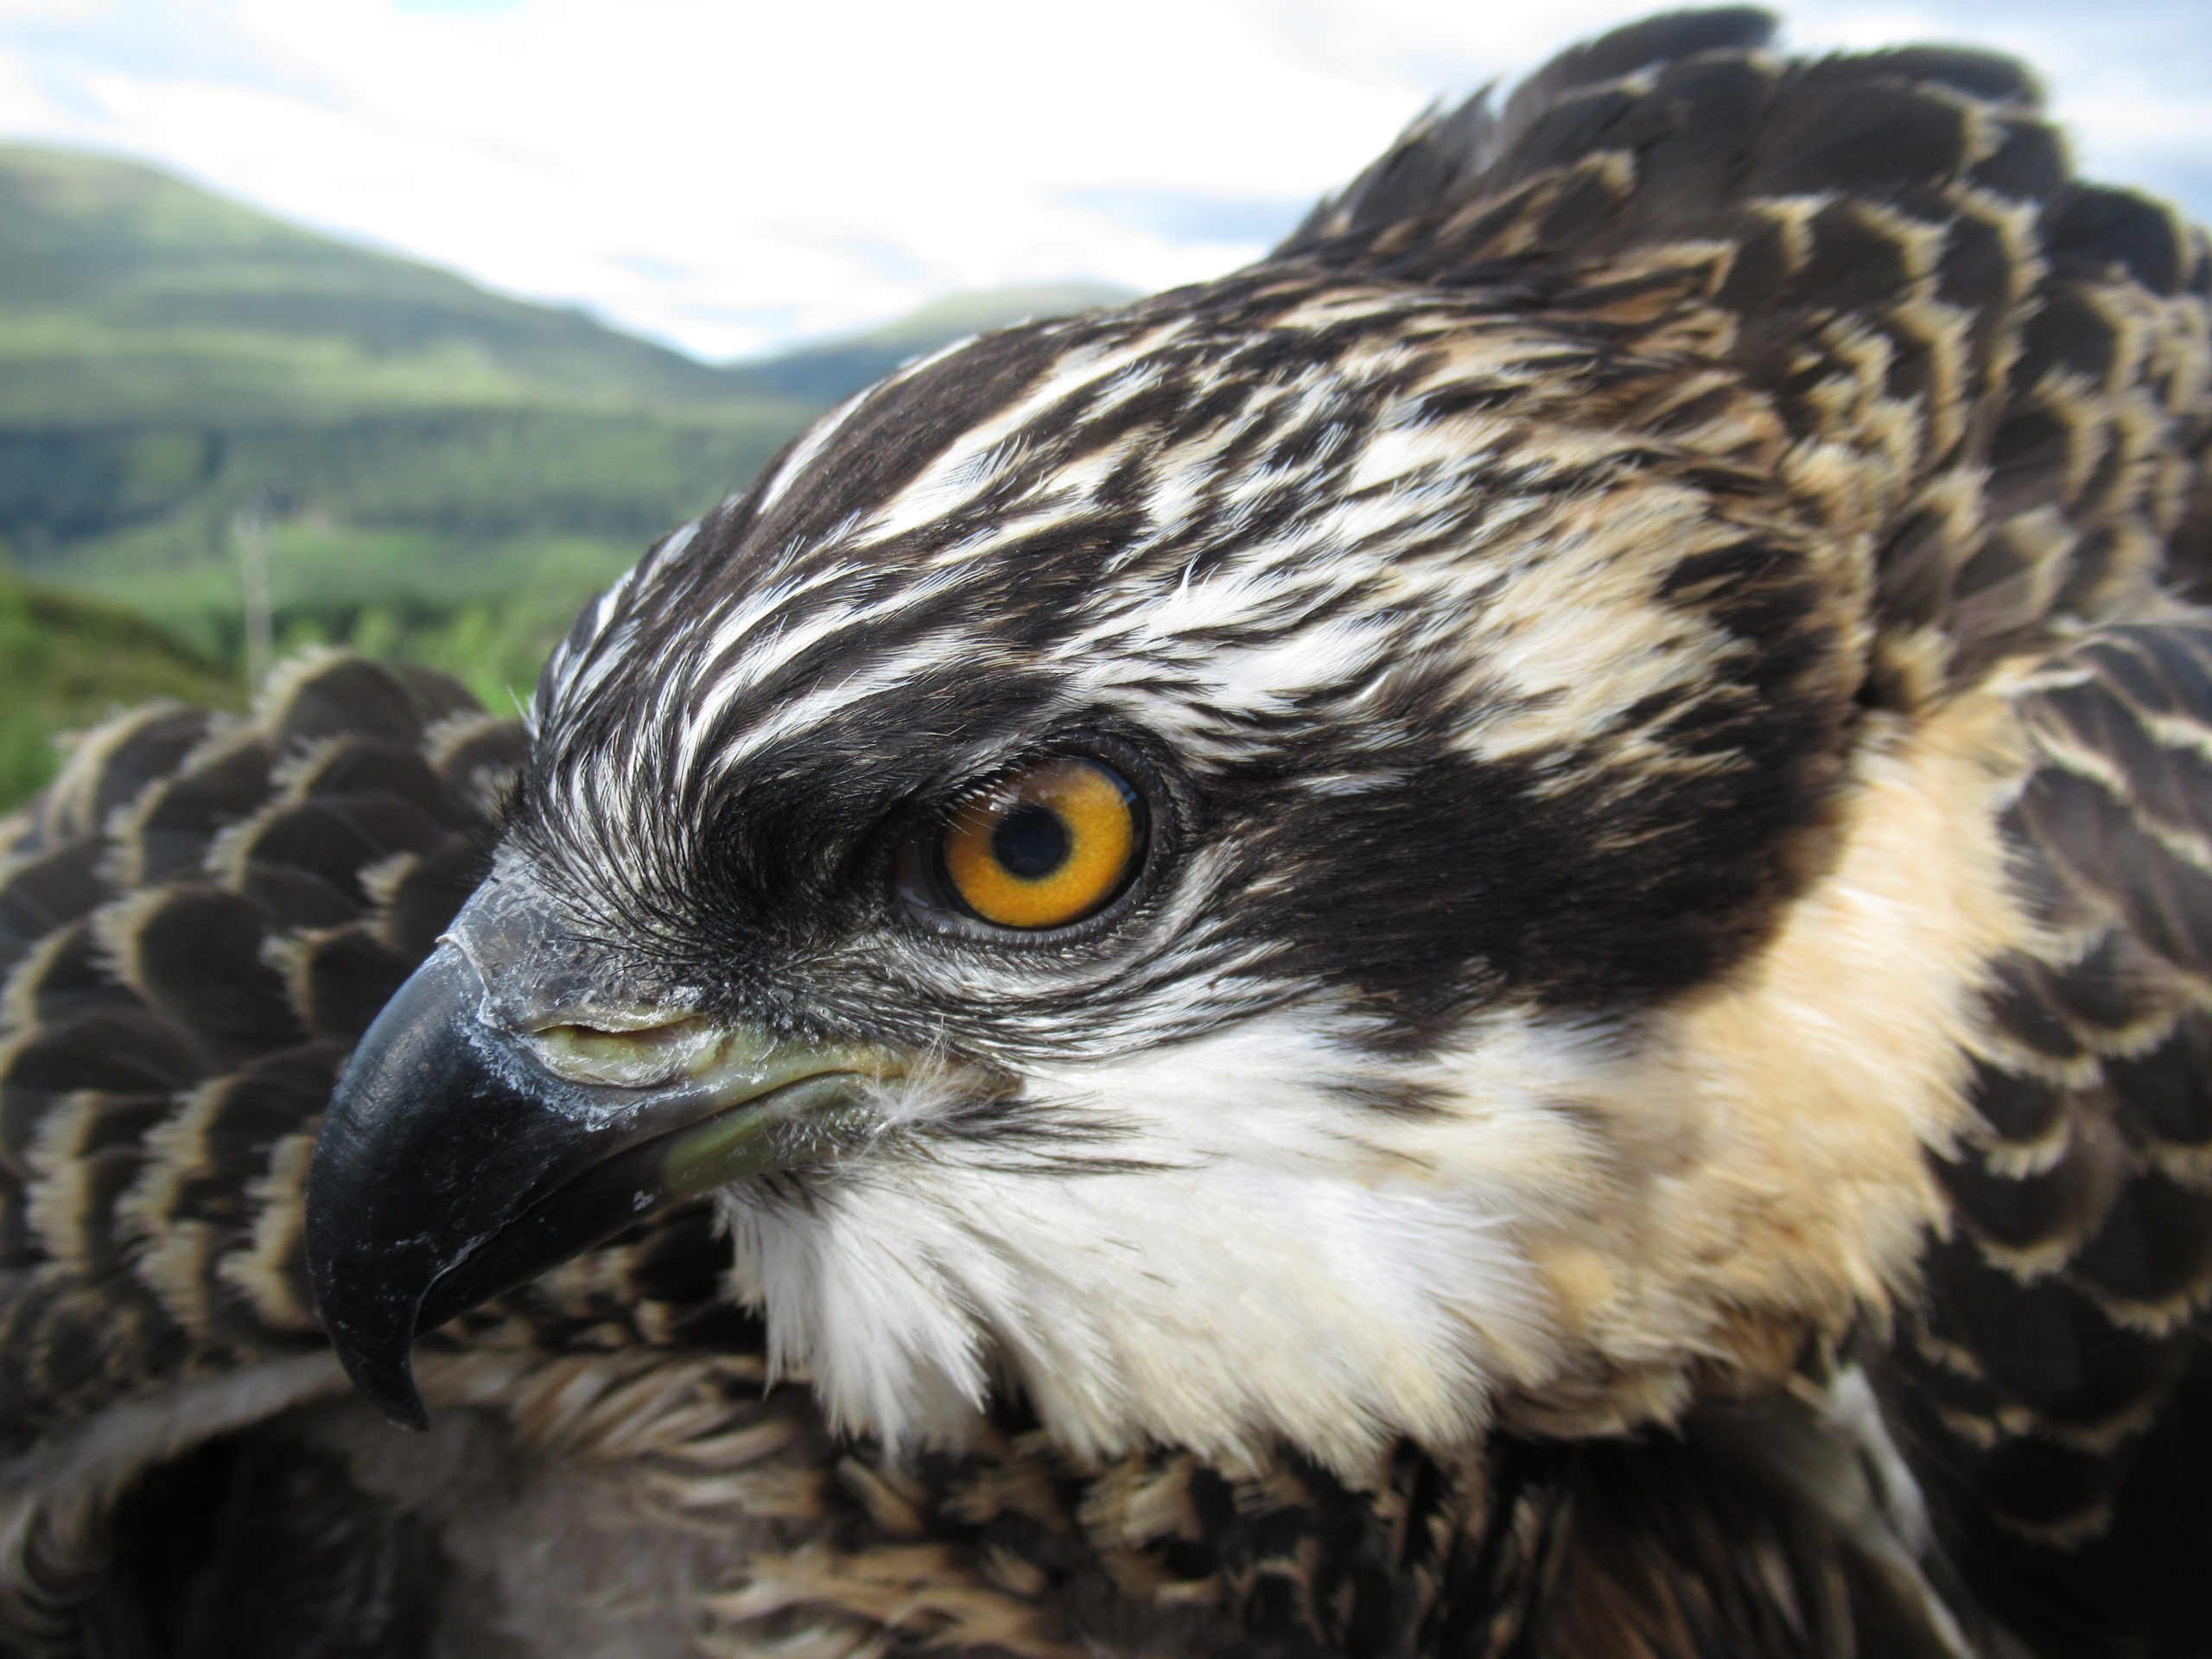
[0,659,1912,1656]
[1275,20,2212,1642]
[512,14,2212,1645]
[1285,9,2212,700]
[0,674,1954,1659]
[3,8,2212,1656]
[1877,625,2212,1649]
[0,655,528,1446]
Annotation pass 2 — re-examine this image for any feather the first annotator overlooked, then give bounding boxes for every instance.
[4,10,2209,1655]
[1876,626,2212,1645]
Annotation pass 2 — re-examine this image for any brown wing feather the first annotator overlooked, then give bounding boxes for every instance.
[0,653,1969,1655]
[10,14,2210,1653]
[1279,9,2212,709]
[0,654,533,1448]
[1,656,714,1454]
[1875,625,2212,1655]
[0,658,810,1656]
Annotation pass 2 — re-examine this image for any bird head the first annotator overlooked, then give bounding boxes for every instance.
[307,271,1993,1475]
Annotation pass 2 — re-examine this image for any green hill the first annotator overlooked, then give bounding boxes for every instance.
[0,145,766,423]
[0,140,1135,806]
[0,569,240,810]
[0,144,816,571]
[0,142,1130,627]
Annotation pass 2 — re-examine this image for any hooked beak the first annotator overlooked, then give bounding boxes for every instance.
[305,880,896,1429]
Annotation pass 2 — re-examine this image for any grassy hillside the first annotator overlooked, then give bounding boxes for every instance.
[0,569,240,810]
[0,144,1129,575]
[0,143,815,671]
[0,143,776,423]
[0,140,1135,808]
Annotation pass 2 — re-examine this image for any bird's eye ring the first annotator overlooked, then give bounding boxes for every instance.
[903,756,1146,932]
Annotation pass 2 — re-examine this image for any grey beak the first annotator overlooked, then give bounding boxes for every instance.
[306,912,892,1429]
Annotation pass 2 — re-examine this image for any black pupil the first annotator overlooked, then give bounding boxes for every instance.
[993,803,1071,880]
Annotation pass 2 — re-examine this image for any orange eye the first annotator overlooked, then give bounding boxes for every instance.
[938,757,1141,929]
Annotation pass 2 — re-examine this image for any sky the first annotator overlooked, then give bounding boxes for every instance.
[1,0,2205,362]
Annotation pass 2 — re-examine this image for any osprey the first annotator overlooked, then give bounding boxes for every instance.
[4,10,2209,1655]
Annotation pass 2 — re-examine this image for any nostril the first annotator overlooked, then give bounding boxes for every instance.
[541,1016,698,1046]
[522,1015,717,1088]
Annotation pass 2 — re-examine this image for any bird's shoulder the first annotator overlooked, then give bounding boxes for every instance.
[1871,616,2212,1651]
[1272,6,2210,707]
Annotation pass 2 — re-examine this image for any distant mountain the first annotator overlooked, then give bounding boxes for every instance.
[0,144,1152,807]
[732,282,1137,404]
[0,143,756,426]
[0,145,1133,426]
[0,141,1137,611]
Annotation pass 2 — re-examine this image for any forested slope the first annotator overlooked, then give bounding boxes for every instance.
[0,141,1128,806]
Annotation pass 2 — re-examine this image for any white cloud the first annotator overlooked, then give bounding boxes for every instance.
[1,0,2204,360]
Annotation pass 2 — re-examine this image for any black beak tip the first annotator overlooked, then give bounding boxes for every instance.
[353,1349,432,1433]
[303,938,641,1437]
[311,1275,433,1431]
[306,1218,435,1430]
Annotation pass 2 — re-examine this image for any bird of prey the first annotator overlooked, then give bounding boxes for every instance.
[4,9,2210,1656]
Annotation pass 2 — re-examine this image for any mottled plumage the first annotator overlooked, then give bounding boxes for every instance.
[5,10,2211,1656]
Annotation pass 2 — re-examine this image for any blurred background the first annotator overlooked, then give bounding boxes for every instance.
[0,0,2204,808]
